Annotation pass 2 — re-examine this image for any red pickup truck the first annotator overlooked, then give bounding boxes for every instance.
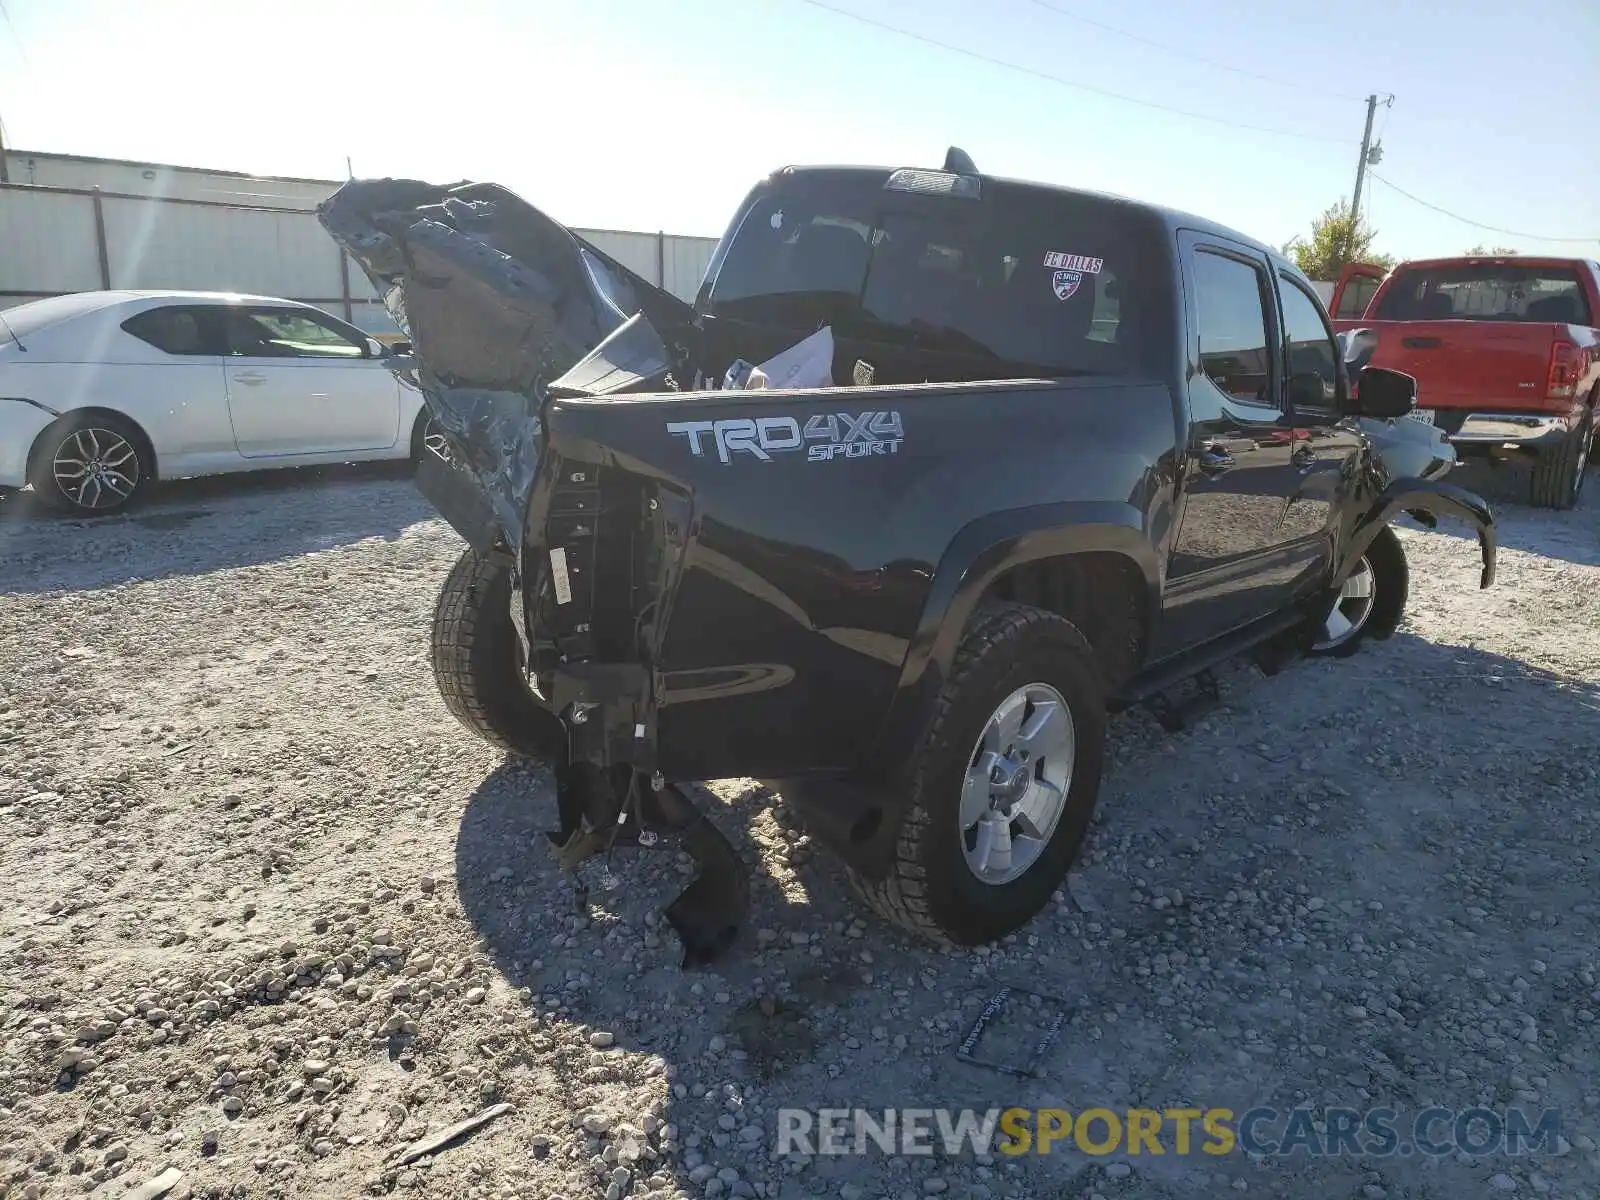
[1330,256,1600,509]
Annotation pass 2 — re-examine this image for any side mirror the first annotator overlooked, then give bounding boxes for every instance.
[1352,365,1417,420]
[389,340,413,357]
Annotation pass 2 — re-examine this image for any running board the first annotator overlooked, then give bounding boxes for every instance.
[1110,608,1307,712]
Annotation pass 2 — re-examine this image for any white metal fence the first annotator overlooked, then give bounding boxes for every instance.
[0,181,720,335]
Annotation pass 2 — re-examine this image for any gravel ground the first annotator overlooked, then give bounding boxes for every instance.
[0,462,1597,1200]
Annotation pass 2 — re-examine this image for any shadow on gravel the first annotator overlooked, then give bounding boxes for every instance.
[454,758,890,1194]
[1425,461,1600,567]
[448,620,1600,1197]
[0,463,434,595]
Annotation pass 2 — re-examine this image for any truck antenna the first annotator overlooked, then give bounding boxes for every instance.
[943,146,978,175]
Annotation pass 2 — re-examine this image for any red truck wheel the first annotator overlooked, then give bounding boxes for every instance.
[846,602,1106,947]
[1528,413,1591,510]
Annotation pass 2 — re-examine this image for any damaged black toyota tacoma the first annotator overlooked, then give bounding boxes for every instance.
[318,149,1497,966]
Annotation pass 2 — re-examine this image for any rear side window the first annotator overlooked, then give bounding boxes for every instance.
[1191,250,1273,404]
[122,307,222,356]
[1374,264,1592,324]
[703,175,1166,378]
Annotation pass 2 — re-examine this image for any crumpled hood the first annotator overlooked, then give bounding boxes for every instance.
[317,178,693,546]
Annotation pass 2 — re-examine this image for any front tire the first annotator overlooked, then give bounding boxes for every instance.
[431,546,567,762]
[846,602,1107,947]
[1528,412,1591,510]
[1308,524,1409,657]
[28,411,152,516]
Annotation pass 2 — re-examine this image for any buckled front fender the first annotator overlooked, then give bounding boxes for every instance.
[1340,477,1496,589]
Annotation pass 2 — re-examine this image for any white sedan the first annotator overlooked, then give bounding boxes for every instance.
[0,290,436,515]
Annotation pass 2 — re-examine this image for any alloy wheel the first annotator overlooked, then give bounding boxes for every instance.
[959,682,1075,886]
[422,417,450,461]
[1312,556,1376,651]
[52,427,141,511]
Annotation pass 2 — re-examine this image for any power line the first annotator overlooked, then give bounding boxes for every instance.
[0,0,28,66]
[1023,0,1370,103]
[1368,172,1597,246]
[788,0,1354,144]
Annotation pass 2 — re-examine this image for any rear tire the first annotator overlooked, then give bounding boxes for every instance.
[431,545,567,762]
[27,410,153,516]
[1528,413,1590,510]
[410,411,448,466]
[845,602,1106,947]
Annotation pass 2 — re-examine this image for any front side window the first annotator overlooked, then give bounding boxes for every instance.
[1279,275,1341,407]
[226,309,367,359]
[1192,250,1273,404]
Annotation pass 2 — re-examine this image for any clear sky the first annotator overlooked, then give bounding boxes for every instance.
[0,0,1595,258]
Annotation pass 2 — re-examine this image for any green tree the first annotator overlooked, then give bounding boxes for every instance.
[1283,198,1396,279]
[1464,244,1517,256]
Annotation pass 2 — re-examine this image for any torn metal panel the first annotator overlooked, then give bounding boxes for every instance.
[316,178,693,547]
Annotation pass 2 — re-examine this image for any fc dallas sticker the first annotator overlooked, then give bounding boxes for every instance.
[1052,269,1083,300]
[1044,251,1102,302]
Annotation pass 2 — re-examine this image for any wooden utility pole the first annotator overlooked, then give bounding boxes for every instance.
[1352,94,1378,225]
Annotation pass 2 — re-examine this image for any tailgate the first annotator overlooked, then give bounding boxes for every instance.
[1359,320,1557,411]
[316,177,695,548]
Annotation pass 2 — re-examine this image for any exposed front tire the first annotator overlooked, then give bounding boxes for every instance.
[1528,413,1590,510]
[431,545,567,762]
[27,411,153,516]
[846,602,1106,947]
[1308,524,1409,657]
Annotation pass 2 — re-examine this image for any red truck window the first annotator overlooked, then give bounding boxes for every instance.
[1373,264,1592,325]
[1333,275,1380,320]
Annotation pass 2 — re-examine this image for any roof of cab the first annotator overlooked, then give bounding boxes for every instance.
[773,163,1288,271]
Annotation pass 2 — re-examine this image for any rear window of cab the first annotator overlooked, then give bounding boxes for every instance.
[701,173,1171,380]
[1374,264,1592,324]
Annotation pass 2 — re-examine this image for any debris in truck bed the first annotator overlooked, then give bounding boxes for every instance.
[746,325,834,390]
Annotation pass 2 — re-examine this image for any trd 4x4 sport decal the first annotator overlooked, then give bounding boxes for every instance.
[667,412,905,464]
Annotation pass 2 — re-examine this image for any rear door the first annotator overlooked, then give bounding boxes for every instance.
[1154,232,1303,658]
[221,306,401,457]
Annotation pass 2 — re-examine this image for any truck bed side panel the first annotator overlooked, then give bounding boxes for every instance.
[538,377,1177,780]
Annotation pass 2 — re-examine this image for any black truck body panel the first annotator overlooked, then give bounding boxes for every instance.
[530,377,1174,780]
[319,160,1497,818]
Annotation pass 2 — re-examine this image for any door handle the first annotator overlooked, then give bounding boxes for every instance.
[232,371,268,385]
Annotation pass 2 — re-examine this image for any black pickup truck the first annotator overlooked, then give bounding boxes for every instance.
[319,150,1496,965]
